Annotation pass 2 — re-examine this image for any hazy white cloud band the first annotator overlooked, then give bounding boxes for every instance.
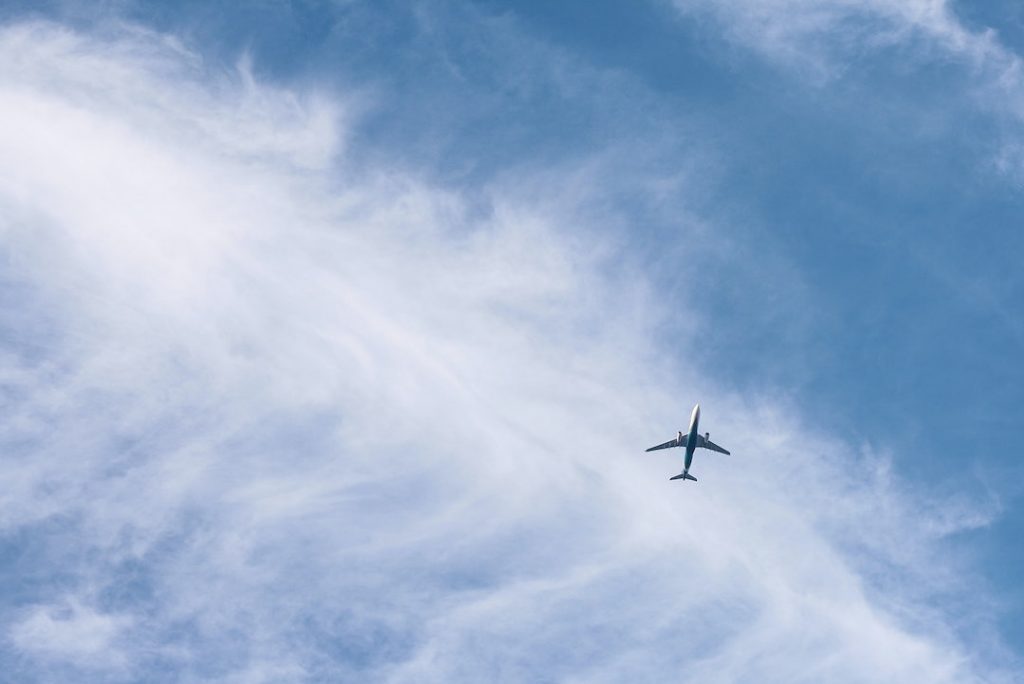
[0,20,1010,683]
[677,0,1002,72]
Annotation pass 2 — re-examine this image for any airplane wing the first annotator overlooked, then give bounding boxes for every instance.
[698,435,731,455]
[645,437,680,452]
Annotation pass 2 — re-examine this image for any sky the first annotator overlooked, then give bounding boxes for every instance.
[0,1,1022,682]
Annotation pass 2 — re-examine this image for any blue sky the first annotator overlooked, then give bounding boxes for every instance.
[0,0,1022,681]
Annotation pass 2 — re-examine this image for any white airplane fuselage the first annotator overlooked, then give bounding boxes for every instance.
[682,403,700,474]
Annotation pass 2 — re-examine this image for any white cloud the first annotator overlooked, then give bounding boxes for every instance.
[10,598,131,669]
[674,0,1004,78]
[0,19,1012,683]
[674,0,1024,185]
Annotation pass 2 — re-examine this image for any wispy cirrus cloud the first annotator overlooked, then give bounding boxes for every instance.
[0,16,1013,683]
[676,0,1024,182]
[675,0,1003,76]
[10,598,132,670]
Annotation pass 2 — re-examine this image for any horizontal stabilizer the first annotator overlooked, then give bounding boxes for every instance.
[670,472,697,482]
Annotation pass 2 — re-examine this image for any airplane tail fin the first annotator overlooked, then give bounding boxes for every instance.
[670,472,698,482]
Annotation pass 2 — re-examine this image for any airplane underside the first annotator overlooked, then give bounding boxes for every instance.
[646,404,729,483]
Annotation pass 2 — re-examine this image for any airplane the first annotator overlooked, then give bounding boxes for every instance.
[645,404,730,482]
